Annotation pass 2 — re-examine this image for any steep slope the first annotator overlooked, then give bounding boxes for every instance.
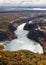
[0,50,46,65]
[0,21,17,41]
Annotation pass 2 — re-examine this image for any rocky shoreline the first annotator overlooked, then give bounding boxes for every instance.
[24,22,46,51]
[0,19,46,53]
[0,22,17,41]
[27,30,46,50]
[0,31,17,41]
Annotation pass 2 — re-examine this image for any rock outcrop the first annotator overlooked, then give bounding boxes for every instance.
[0,21,17,41]
[24,23,46,51]
[24,23,38,31]
[0,31,17,41]
[27,30,46,50]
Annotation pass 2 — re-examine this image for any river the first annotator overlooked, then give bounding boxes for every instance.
[0,23,43,53]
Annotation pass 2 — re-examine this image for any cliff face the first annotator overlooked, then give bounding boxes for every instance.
[24,22,46,51]
[24,23,38,31]
[27,30,46,50]
[0,22,17,41]
[0,31,17,41]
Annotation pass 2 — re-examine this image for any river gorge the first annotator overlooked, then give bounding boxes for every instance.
[1,23,43,53]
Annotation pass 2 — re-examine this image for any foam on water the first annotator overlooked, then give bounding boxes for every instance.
[4,23,43,53]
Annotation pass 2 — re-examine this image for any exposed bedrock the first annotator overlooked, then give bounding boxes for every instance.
[24,23,46,51]
[24,23,38,31]
[27,29,46,51]
[0,22,17,41]
[0,31,17,41]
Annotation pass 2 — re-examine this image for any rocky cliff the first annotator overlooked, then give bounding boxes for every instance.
[0,21,17,41]
[24,22,46,51]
